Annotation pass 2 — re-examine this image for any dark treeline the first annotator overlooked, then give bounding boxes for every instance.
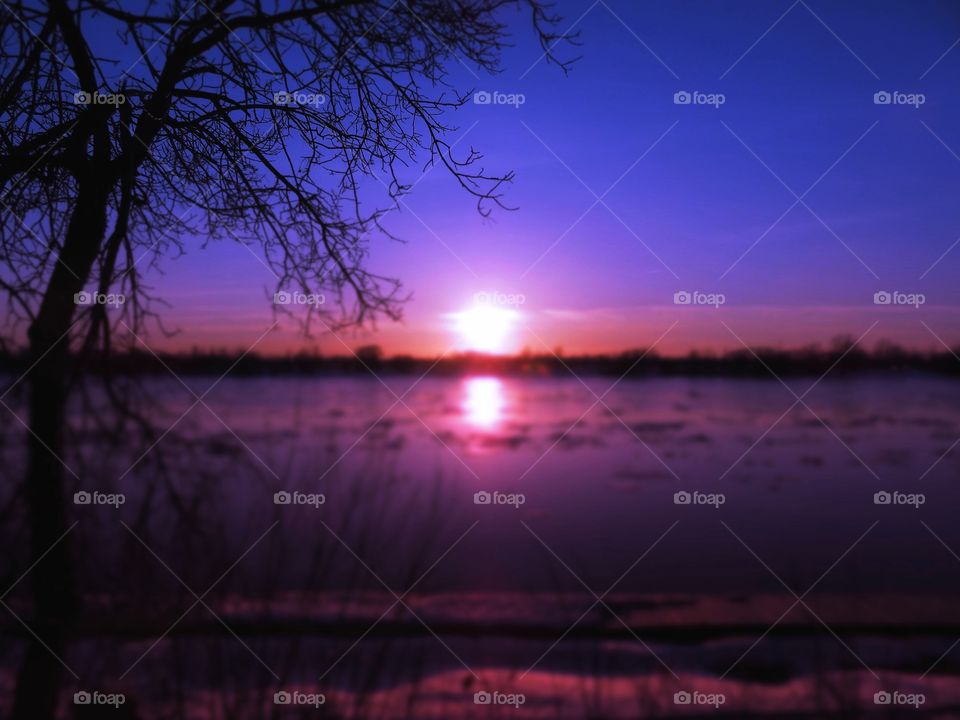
[2,339,960,379]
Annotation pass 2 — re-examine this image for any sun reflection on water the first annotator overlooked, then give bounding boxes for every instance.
[462,377,505,428]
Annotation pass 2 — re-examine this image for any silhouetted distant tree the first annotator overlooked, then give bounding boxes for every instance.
[354,343,384,367]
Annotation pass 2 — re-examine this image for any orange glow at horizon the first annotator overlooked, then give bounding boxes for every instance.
[134,304,960,359]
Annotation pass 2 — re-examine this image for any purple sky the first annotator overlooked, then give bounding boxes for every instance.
[138,0,960,356]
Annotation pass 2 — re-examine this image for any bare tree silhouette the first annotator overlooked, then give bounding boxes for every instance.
[0,2,572,717]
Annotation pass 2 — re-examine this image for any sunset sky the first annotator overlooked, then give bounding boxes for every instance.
[142,0,960,357]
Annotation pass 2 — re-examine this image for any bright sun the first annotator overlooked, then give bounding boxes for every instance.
[454,305,517,353]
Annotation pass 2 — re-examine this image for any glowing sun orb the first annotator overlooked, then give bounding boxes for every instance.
[454,305,518,353]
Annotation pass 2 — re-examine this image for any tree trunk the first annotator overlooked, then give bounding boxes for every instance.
[11,179,109,720]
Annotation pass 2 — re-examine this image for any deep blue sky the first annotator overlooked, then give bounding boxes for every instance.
[153,0,960,355]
